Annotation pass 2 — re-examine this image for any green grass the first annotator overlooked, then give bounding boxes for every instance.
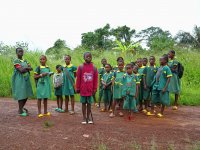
[0,48,200,105]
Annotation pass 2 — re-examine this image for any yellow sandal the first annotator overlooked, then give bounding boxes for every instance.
[157,113,164,118]
[44,112,51,116]
[146,112,155,116]
[38,114,44,118]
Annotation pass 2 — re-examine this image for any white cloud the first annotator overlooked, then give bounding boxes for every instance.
[0,0,199,50]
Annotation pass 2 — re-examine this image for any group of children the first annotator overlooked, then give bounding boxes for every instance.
[12,47,180,124]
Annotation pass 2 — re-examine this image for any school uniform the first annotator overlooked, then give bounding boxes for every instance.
[34,66,51,99]
[113,70,125,100]
[62,64,77,96]
[143,65,158,100]
[122,73,140,110]
[152,65,172,106]
[98,66,106,99]
[138,66,145,102]
[76,62,98,104]
[101,72,113,105]
[53,72,63,96]
[12,58,33,100]
[168,59,181,94]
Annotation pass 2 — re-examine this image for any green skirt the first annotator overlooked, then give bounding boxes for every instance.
[169,73,180,94]
[54,86,62,96]
[123,95,136,110]
[80,96,94,104]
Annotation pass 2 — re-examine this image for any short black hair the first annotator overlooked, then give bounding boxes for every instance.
[162,54,169,62]
[40,55,47,60]
[143,57,148,61]
[56,65,62,69]
[130,62,136,67]
[126,63,133,68]
[65,55,71,60]
[117,57,124,62]
[169,50,176,55]
[105,63,112,68]
[101,58,107,61]
[16,47,23,53]
[83,52,91,58]
[149,56,155,59]
[137,58,142,61]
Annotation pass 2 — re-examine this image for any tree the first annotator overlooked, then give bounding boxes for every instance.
[111,25,136,46]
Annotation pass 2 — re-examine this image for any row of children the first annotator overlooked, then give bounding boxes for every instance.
[99,50,181,118]
[12,47,180,124]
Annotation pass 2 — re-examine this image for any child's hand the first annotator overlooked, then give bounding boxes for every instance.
[41,73,48,77]
[162,88,166,94]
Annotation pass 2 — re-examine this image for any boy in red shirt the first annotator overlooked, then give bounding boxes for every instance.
[76,52,98,124]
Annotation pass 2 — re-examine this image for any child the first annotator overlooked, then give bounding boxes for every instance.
[113,57,124,71]
[34,55,53,118]
[143,56,158,115]
[98,58,107,108]
[149,55,172,117]
[143,57,148,66]
[122,64,140,118]
[101,64,113,112]
[109,61,125,117]
[136,58,146,112]
[168,50,180,110]
[53,65,64,113]
[62,55,77,114]
[76,52,98,124]
[12,48,33,117]
[133,65,140,112]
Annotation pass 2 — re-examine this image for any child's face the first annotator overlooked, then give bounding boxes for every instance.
[143,59,148,66]
[40,56,47,66]
[126,65,133,75]
[64,56,71,65]
[168,52,174,59]
[84,53,92,63]
[133,66,138,74]
[105,65,111,72]
[16,49,24,58]
[101,59,107,66]
[159,57,166,66]
[118,63,124,71]
[137,59,143,67]
[56,67,62,73]
[149,57,155,65]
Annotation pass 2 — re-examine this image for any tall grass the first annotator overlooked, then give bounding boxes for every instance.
[0,48,200,105]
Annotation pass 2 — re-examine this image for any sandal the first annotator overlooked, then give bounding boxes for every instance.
[55,108,60,112]
[142,109,148,114]
[109,112,115,118]
[172,106,178,110]
[157,113,164,118]
[146,112,155,116]
[119,112,124,117]
[38,114,43,118]
[69,111,75,115]
[100,109,106,112]
[44,112,51,116]
[58,108,65,113]
[19,112,27,117]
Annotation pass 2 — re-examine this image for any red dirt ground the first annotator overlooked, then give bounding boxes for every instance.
[0,98,199,150]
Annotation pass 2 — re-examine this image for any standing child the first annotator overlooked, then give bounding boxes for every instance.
[149,55,172,117]
[113,57,124,71]
[133,65,140,112]
[98,58,107,108]
[53,65,64,113]
[109,61,125,117]
[137,58,146,112]
[143,56,158,115]
[34,55,53,118]
[62,55,77,114]
[101,64,113,112]
[168,50,180,110]
[76,52,98,124]
[122,64,140,119]
[12,48,33,117]
[143,57,148,67]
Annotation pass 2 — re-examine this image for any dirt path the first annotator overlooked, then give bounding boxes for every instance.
[0,98,199,150]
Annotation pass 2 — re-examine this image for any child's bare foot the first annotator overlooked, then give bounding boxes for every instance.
[70,111,75,115]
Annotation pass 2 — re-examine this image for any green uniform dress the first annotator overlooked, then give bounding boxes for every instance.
[113,70,125,101]
[101,72,113,105]
[122,73,140,110]
[35,66,51,99]
[53,72,63,96]
[152,65,172,106]
[62,64,77,96]
[143,65,158,100]
[138,66,145,102]
[98,66,106,100]
[168,59,181,94]
[12,59,33,101]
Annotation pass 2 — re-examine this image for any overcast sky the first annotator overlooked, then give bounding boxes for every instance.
[0,0,199,50]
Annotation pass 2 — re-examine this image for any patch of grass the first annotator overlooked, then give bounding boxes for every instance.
[43,120,54,128]
[97,144,109,150]
[130,141,142,150]
[150,136,158,150]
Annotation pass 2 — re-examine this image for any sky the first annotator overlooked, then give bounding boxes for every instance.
[0,0,199,50]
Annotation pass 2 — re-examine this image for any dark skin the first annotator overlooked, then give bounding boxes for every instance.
[56,67,63,109]
[137,59,143,68]
[143,57,156,109]
[64,56,76,113]
[124,65,139,117]
[168,52,179,107]
[111,62,124,114]
[34,56,49,115]
[76,53,95,121]
[16,48,32,114]
[150,57,171,115]
[143,58,148,66]
[101,64,112,111]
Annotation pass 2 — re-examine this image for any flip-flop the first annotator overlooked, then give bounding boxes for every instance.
[146,112,155,116]
[58,108,65,113]
[38,114,43,118]
[100,109,106,112]
[19,112,27,117]
[142,109,148,113]
[44,112,51,116]
[157,113,164,118]
[55,108,59,112]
